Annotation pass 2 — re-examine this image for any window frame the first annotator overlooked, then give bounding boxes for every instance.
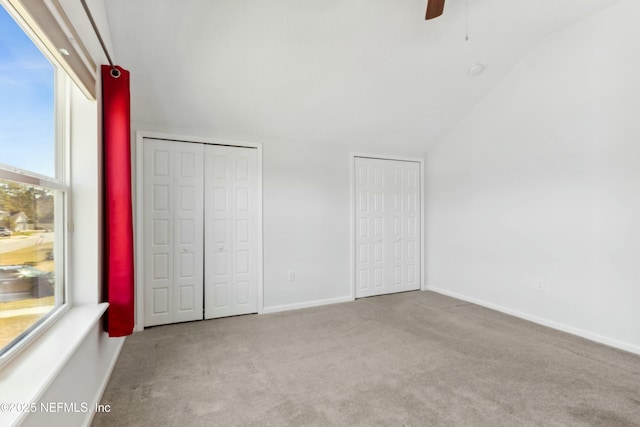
[0,7,71,366]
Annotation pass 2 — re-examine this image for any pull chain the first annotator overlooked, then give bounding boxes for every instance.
[465,0,470,41]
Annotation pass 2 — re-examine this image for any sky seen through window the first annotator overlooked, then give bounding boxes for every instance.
[0,6,55,177]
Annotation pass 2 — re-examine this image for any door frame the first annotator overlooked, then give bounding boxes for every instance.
[135,131,264,331]
[349,153,426,300]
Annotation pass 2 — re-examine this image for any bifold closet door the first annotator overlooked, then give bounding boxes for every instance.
[204,145,259,319]
[143,139,204,326]
[354,157,421,298]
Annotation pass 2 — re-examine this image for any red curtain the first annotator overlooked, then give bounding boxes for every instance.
[102,65,134,337]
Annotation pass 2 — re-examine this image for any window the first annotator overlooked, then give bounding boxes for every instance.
[0,4,68,360]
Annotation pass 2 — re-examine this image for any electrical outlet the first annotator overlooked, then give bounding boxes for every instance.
[537,280,544,292]
[288,270,295,281]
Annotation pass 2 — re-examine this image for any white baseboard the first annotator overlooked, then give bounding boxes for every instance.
[428,286,640,356]
[262,296,353,314]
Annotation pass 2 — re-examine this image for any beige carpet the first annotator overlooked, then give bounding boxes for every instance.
[92,291,640,426]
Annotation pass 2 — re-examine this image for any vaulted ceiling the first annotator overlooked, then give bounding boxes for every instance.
[104,0,620,151]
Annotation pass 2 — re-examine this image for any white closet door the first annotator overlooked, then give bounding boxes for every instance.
[143,139,204,326]
[355,157,421,298]
[204,145,259,319]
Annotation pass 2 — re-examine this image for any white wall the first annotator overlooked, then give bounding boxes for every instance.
[20,324,121,427]
[132,122,425,313]
[69,78,101,305]
[262,140,352,309]
[427,0,640,354]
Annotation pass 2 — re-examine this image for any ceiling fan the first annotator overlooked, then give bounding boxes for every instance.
[425,0,445,20]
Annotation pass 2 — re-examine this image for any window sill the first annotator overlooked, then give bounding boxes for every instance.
[0,303,108,427]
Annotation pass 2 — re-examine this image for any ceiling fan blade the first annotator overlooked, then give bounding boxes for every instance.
[425,0,445,20]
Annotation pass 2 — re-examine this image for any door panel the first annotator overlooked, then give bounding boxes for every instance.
[143,139,204,326]
[204,146,258,319]
[355,157,421,298]
[144,139,259,326]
